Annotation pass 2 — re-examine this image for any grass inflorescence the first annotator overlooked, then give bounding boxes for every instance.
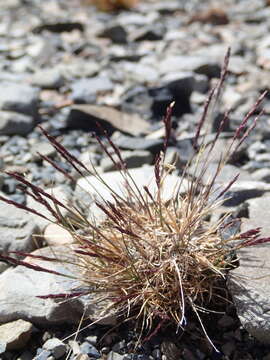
[0,49,269,351]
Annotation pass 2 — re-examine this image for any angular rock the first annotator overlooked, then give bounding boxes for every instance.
[115,135,162,152]
[0,111,35,136]
[43,338,66,359]
[123,62,159,83]
[0,196,38,254]
[251,168,270,182]
[224,181,270,206]
[30,69,65,89]
[149,73,194,117]
[75,165,188,205]
[33,350,51,360]
[100,150,153,172]
[0,82,39,118]
[67,105,149,136]
[30,141,56,161]
[0,246,109,326]
[159,55,220,78]
[0,319,33,350]
[228,243,270,344]
[71,77,113,103]
[98,24,127,44]
[130,23,165,41]
[228,194,270,344]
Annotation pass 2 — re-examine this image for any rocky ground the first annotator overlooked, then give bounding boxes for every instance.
[1,0,270,358]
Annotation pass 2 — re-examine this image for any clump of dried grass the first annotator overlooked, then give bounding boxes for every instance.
[0,49,269,350]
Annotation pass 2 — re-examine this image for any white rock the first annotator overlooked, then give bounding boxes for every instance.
[43,224,75,246]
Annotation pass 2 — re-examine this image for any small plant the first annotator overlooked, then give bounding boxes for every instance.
[0,49,269,351]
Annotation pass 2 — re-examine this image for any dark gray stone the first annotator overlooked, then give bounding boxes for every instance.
[0,111,35,136]
[99,24,127,44]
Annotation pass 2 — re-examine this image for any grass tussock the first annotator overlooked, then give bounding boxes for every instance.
[0,49,269,350]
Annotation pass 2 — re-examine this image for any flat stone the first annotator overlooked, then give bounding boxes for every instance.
[115,135,162,152]
[228,194,270,344]
[30,69,65,89]
[0,82,39,118]
[0,111,35,136]
[251,168,270,182]
[0,319,33,350]
[0,246,96,326]
[75,165,188,205]
[30,141,56,161]
[71,77,113,103]
[67,105,149,136]
[0,195,38,254]
[228,243,270,345]
[159,55,220,78]
[100,150,153,172]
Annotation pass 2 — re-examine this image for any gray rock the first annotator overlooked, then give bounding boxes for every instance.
[224,181,270,206]
[0,342,6,354]
[115,135,162,152]
[228,194,270,344]
[0,111,35,135]
[75,165,188,205]
[33,350,51,360]
[67,105,150,136]
[99,24,127,44]
[228,243,270,345]
[80,342,100,358]
[159,55,220,78]
[0,319,33,350]
[71,77,113,103]
[251,168,270,182]
[0,82,39,118]
[30,141,56,161]
[43,338,66,359]
[0,246,96,326]
[100,150,153,172]
[107,351,125,360]
[30,69,65,89]
[26,184,72,231]
[130,23,165,41]
[0,197,38,254]
[123,62,159,83]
